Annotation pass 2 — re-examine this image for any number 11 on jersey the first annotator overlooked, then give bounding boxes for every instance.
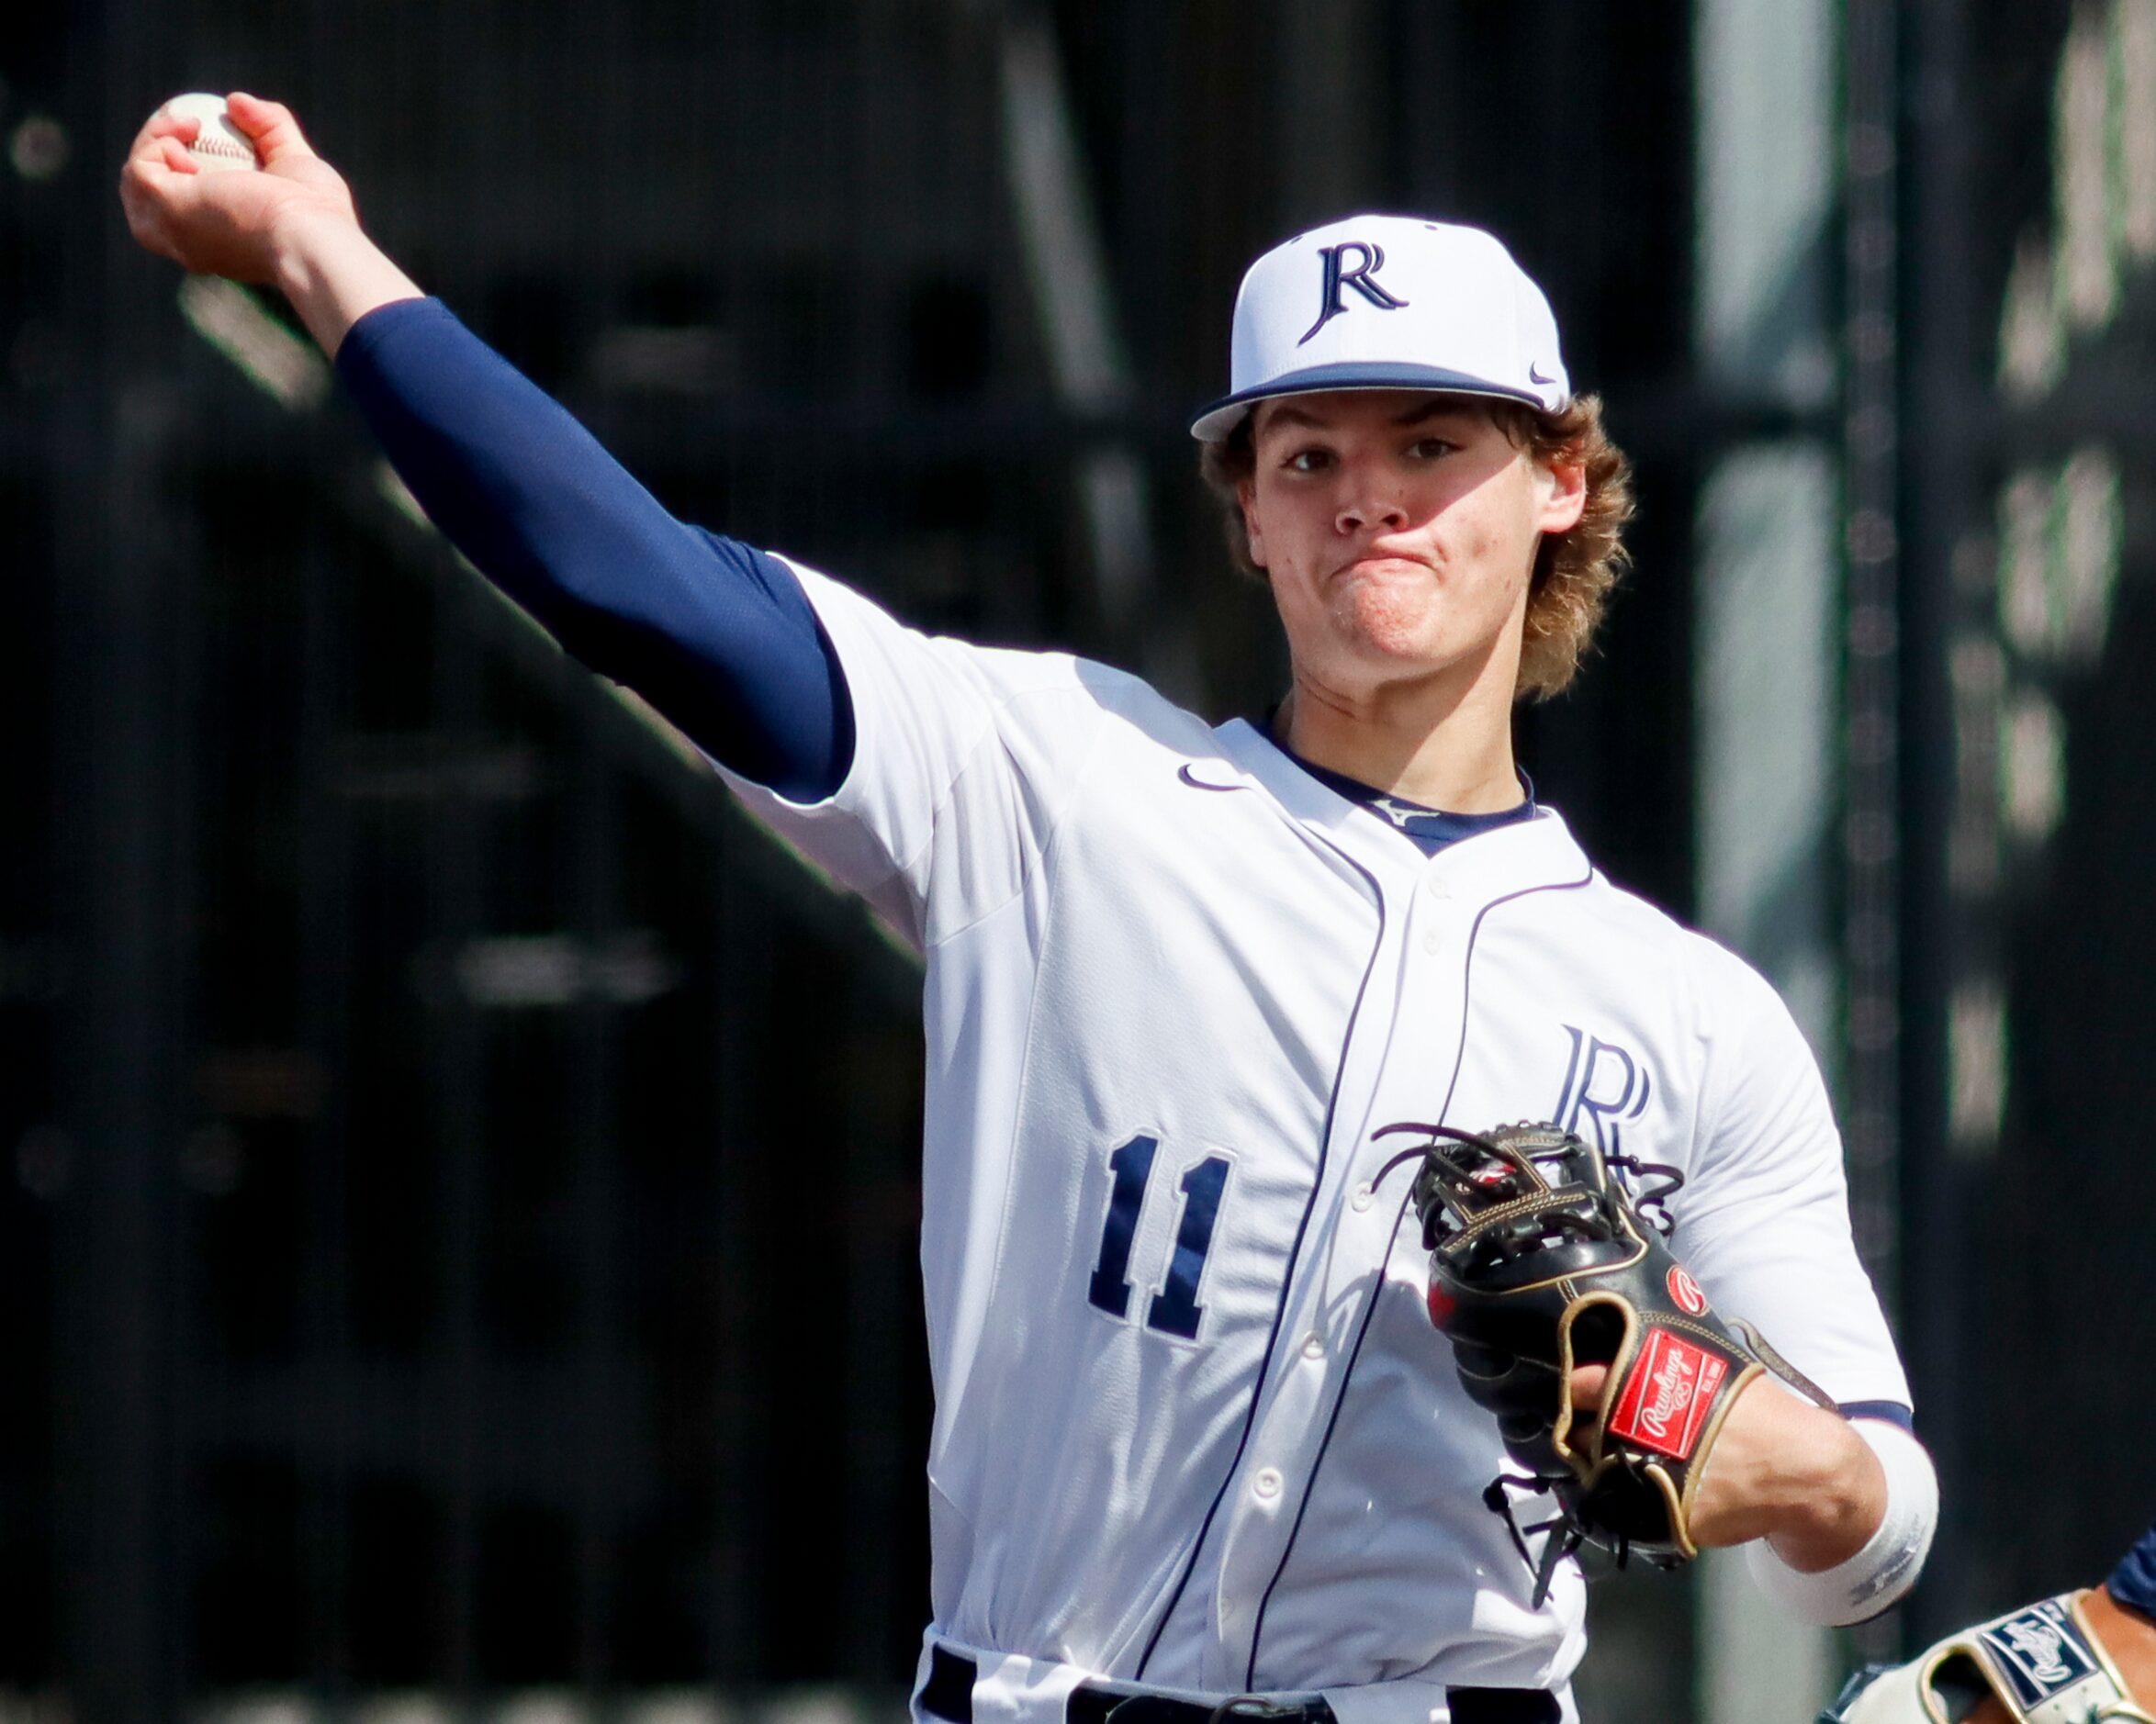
[1087,1135,1231,1341]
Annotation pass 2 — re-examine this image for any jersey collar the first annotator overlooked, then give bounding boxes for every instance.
[1206,717,1594,900]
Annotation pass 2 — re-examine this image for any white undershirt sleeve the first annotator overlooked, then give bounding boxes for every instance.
[1744,1417,1938,1626]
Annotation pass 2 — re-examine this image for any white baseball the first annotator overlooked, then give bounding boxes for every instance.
[157,93,259,174]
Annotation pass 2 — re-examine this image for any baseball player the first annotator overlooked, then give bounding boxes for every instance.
[1823,1518,2156,1722]
[123,95,1938,1724]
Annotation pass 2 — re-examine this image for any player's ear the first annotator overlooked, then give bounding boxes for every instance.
[1534,451,1587,536]
[1239,479,1269,570]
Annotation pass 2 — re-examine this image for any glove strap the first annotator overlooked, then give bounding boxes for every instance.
[1731,1316,1836,1411]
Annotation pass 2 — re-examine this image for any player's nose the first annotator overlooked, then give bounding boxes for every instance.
[1334,485,1410,536]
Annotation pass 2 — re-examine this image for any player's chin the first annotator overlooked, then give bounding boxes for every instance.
[1325,579,1451,660]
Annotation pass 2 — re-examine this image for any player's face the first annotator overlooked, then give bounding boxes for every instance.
[1239,392,1585,711]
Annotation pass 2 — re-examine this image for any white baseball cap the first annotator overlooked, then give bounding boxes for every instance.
[1189,214,1571,442]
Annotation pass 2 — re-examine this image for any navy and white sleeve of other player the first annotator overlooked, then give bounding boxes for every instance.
[334,297,852,802]
[716,573,1915,1718]
[2111,1521,2156,1618]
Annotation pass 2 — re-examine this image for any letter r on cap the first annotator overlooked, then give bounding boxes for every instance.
[1300,241,1410,344]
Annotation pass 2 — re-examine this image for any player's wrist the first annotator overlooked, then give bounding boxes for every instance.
[267,210,422,358]
[264,202,364,288]
[1756,1400,1887,1571]
[1688,1381,1881,1565]
[1748,1419,1935,1625]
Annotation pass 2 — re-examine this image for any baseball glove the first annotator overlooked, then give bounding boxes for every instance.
[1821,1592,2154,1723]
[1382,1119,1834,1603]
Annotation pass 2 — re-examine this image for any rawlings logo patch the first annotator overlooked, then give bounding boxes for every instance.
[1979,1601,2099,1707]
[1668,1267,1708,1315]
[1607,1331,1727,1460]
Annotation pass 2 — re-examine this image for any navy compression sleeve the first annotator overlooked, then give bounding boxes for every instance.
[335,297,853,800]
[2110,1521,2156,1618]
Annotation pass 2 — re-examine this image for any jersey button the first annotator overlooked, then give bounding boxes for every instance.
[1421,926,1442,955]
[1252,1467,1283,1500]
[1351,1182,1375,1211]
[1425,875,1451,899]
[1301,1332,1326,1360]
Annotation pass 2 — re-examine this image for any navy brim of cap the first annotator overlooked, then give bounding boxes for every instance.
[1188,361,1555,442]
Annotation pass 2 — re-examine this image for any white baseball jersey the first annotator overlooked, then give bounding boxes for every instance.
[718,562,1911,1724]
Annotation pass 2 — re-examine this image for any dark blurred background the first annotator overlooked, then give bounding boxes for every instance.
[0,1,2149,1719]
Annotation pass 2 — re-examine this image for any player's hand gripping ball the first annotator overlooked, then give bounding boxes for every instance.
[120,93,359,285]
[155,93,261,173]
[1392,1120,1834,1600]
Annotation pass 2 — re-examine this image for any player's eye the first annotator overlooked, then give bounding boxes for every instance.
[1407,437,1458,460]
[1284,446,1334,475]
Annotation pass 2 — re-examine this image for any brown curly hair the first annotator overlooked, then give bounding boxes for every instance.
[1196,394,1634,700]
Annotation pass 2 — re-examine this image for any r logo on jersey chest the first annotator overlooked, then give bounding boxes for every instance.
[1552,1024,1656,1156]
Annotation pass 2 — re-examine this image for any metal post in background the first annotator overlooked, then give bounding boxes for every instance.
[50,9,190,1716]
[1690,0,1843,1713]
[1894,0,1980,1640]
[1842,0,1904,1342]
[995,2,1166,677]
[298,494,358,1705]
[431,557,487,1710]
[709,840,770,1685]
[570,724,623,1696]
